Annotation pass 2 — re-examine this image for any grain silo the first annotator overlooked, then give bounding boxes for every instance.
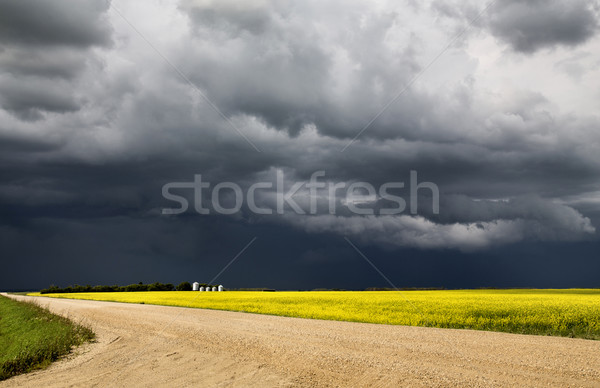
[218,285,224,292]
[212,286,217,291]
[199,286,205,291]
[192,282,199,291]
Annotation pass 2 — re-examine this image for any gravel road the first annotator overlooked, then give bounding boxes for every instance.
[2,294,599,387]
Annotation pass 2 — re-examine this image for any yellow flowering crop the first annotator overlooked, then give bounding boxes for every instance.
[30,289,600,339]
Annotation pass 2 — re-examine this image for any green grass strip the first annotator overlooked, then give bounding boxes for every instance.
[0,295,94,381]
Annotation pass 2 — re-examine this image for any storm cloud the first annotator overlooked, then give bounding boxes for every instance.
[286,196,595,251]
[1,0,600,289]
[0,0,111,120]
[488,0,599,53]
[0,0,112,48]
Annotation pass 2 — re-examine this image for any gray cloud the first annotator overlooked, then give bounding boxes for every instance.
[178,0,421,138]
[0,0,112,48]
[0,47,88,79]
[432,0,599,53]
[283,195,595,251]
[180,0,273,36]
[0,1,112,120]
[0,77,82,120]
[1,0,600,271]
[488,0,599,53]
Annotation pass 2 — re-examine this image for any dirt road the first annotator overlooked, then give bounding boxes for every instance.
[2,294,599,387]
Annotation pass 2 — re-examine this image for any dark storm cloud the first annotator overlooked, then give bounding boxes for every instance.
[161,0,600,249]
[0,77,82,119]
[0,0,112,119]
[180,0,272,36]
[4,0,600,246]
[0,47,88,79]
[0,137,57,154]
[178,0,421,138]
[0,0,112,48]
[488,0,599,53]
[433,0,599,54]
[1,1,600,290]
[280,194,594,251]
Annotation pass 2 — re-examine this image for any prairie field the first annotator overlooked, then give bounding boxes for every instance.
[31,289,600,339]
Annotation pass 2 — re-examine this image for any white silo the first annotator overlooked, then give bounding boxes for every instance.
[192,282,199,291]
[212,286,217,291]
[218,285,224,292]
[199,286,205,292]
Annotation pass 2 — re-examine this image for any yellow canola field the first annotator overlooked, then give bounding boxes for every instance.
[31,289,600,339]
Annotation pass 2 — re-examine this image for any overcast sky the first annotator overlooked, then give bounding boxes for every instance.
[2,0,600,290]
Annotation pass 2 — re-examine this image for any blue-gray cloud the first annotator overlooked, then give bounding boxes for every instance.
[488,0,599,53]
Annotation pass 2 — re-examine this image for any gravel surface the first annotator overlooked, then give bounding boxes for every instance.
[2,294,599,387]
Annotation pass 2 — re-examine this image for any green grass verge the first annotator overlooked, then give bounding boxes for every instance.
[0,295,94,381]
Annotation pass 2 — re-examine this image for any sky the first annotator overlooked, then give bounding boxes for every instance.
[1,0,600,290]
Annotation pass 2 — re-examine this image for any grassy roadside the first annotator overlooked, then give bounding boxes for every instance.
[0,295,94,381]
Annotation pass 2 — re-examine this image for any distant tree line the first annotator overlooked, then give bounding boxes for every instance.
[39,282,219,294]
[364,287,446,291]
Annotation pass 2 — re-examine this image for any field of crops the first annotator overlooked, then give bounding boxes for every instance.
[31,289,600,339]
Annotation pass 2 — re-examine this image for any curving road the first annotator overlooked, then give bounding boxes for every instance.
[2,294,599,387]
